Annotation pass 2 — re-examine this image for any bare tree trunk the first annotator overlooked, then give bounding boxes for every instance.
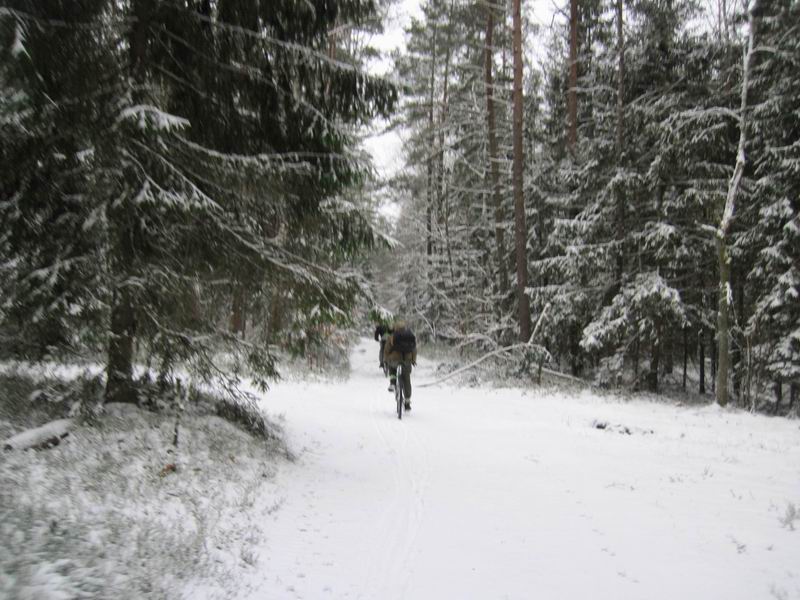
[437,4,453,227]
[567,0,579,150]
[570,324,583,376]
[699,328,706,394]
[648,326,660,393]
[231,286,247,339]
[436,13,453,277]
[426,23,438,259]
[614,0,625,294]
[722,0,730,42]
[615,0,624,157]
[325,15,338,97]
[443,181,455,283]
[711,329,716,394]
[511,0,531,341]
[682,327,688,391]
[106,0,151,404]
[716,2,757,407]
[732,273,745,402]
[774,381,783,414]
[484,3,508,296]
[106,284,137,404]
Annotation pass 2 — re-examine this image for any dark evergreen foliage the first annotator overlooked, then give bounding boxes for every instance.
[0,0,396,399]
[387,0,797,409]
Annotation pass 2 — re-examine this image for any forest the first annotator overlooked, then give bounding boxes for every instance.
[384,0,799,410]
[1,1,799,598]
[1,0,798,412]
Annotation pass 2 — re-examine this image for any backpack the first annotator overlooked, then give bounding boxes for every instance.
[392,328,416,355]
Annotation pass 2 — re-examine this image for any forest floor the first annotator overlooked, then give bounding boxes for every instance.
[231,337,800,600]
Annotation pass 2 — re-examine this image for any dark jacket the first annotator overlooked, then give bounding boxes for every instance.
[384,324,417,365]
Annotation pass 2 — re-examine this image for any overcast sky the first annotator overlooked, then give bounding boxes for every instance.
[363,0,560,180]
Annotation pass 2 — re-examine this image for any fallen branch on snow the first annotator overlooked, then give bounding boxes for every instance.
[418,342,531,388]
[418,304,584,389]
[3,418,74,451]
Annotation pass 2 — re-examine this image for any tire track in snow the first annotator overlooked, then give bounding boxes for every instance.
[360,365,431,600]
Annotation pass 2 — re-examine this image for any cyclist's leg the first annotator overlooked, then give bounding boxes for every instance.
[379,339,385,367]
[388,364,397,391]
[402,356,412,403]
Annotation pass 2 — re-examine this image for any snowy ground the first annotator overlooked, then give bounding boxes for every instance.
[0,379,282,600]
[239,337,800,600]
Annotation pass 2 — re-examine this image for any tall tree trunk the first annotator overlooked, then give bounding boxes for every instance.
[732,271,745,402]
[615,0,624,157]
[570,323,583,376]
[426,23,438,259]
[324,15,338,97]
[511,0,531,341]
[613,0,625,292]
[774,381,782,414]
[699,328,706,394]
[231,286,246,339]
[648,327,660,393]
[682,327,688,391]
[711,329,716,393]
[437,3,453,228]
[106,0,151,404]
[443,180,455,283]
[484,3,508,296]
[716,3,757,407]
[567,0,579,150]
[106,279,137,403]
[721,0,730,42]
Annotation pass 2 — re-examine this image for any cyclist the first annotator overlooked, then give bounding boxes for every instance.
[374,322,392,370]
[384,320,417,410]
[371,307,394,369]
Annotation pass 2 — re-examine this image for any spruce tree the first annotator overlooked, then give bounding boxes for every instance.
[746,0,800,405]
[0,0,396,400]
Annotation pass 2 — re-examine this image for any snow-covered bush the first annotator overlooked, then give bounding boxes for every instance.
[582,272,688,389]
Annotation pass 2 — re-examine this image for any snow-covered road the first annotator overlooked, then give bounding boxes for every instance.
[241,338,800,600]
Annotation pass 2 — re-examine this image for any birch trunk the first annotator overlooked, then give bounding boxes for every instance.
[716,2,757,407]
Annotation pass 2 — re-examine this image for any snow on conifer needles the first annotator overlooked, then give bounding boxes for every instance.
[0,0,397,400]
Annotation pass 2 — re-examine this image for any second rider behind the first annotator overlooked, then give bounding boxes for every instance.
[374,322,392,370]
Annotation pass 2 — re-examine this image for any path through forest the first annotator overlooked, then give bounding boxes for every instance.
[237,338,800,600]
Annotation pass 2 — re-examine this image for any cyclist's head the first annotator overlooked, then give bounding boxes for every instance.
[392,318,406,330]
